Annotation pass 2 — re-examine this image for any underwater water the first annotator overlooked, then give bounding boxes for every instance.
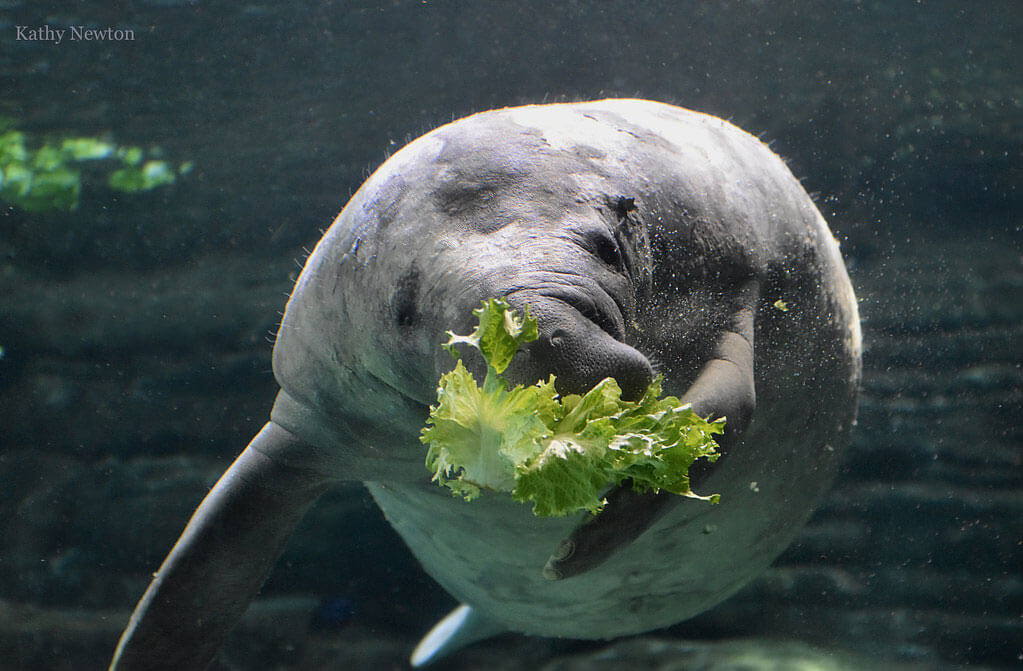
[0,1,1019,669]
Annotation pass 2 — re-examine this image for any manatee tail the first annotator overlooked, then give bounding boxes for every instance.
[110,422,332,671]
[410,604,507,667]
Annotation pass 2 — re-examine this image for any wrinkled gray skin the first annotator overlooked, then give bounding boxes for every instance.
[111,100,861,670]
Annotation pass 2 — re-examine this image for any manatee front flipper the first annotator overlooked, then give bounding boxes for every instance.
[410,604,507,667]
[110,422,332,671]
[543,280,760,580]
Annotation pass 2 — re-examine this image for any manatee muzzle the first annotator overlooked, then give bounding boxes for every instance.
[501,288,653,401]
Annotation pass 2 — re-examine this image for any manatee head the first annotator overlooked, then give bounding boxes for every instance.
[269,109,680,479]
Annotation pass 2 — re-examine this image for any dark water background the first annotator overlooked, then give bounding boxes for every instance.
[0,1,1019,669]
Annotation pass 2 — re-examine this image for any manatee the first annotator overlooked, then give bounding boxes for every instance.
[110,99,862,670]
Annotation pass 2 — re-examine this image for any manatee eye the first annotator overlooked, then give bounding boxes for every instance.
[594,233,623,269]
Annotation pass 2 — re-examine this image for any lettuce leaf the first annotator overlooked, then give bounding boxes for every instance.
[421,299,723,517]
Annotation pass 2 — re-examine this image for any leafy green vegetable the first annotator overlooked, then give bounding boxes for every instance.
[108,160,178,191]
[421,298,723,517]
[0,122,190,213]
[61,137,115,161]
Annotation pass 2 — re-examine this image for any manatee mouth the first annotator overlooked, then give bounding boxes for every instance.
[501,282,651,401]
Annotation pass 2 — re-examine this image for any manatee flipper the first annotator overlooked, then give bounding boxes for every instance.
[110,422,332,671]
[410,604,507,668]
[543,280,760,580]
[677,278,760,435]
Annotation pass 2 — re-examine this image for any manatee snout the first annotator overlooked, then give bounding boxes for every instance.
[501,292,653,401]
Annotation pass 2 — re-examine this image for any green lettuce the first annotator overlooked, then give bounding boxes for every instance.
[421,299,723,517]
[0,120,192,213]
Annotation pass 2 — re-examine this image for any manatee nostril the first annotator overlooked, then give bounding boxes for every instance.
[548,329,567,346]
